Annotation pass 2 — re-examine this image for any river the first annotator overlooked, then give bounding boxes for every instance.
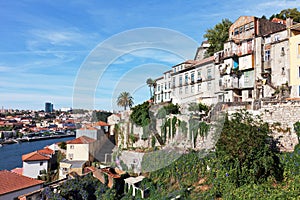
[0,137,75,170]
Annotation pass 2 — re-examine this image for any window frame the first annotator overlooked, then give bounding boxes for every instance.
[264,49,270,61]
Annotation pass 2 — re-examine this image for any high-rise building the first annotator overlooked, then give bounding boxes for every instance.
[45,102,53,113]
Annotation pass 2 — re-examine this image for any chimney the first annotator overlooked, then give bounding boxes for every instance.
[286,18,293,28]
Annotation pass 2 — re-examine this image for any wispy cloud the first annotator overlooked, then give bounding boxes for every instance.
[0,65,12,72]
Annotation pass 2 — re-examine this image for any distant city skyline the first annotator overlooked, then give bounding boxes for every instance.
[1,0,299,110]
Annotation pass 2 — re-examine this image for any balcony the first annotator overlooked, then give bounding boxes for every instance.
[220,78,240,90]
[197,78,202,83]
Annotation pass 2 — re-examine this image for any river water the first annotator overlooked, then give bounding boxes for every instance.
[0,137,75,170]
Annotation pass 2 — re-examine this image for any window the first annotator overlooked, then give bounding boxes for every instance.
[172,77,176,88]
[197,70,202,81]
[40,162,43,166]
[249,22,254,30]
[239,26,243,34]
[207,68,212,80]
[244,72,249,85]
[281,47,285,56]
[218,95,223,102]
[164,83,167,90]
[179,88,183,94]
[191,73,195,83]
[179,76,182,86]
[234,28,239,35]
[168,82,171,89]
[248,90,253,98]
[298,66,300,78]
[68,153,73,160]
[219,79,222,87]
[70,145,74,149]
[164,92,167,99]
[207,82,212,90]
[185,73,188,85]
[185,86,188,94]
[274,34,280,41]
[191,85,195,93]
[198,84,201,92]
[245,24,249,31]
[264,50,270,61]
[265,36,271,44]
[157,94,160,101]
[168,73,171,78]
[157,85,161,92]
[299,85,300,96]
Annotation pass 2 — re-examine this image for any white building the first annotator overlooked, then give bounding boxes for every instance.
[22,151,51,179]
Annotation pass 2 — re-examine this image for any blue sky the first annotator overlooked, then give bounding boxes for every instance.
[0,0,299,111]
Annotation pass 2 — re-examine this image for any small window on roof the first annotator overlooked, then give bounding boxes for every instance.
[245,24,249,31]
[249,22,254,29]
[239,26,243,33]
[234,28,239,35]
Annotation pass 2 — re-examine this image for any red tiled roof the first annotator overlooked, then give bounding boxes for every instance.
[11,168,23,175]
[37,147,54,155]
[66,136,96,144]
[94,121,110,126]
[22,151,50,161]
[79,126,98,130]
[0,170,43,195]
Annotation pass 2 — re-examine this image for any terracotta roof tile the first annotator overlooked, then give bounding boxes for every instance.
[79,126,98,130]
[66,136,96,144]
[0,170,43,195]
[94,121,110,126]
[37,147,54,155]
[11,168,23,175]
[22,151,50,161]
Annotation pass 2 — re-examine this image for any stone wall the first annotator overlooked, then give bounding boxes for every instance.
[258,102,300,151]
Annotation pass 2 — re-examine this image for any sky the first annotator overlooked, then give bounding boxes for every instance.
[0,0,300,111]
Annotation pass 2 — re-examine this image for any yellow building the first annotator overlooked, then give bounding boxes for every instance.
[66,135,96,162]
[289,24,300,97]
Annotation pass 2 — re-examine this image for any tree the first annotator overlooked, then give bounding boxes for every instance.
[204,19,232,56]
[269,8,300,23]
[215,110,283,186]
[58,141,67,150]
[117,92,134,110]
[146,78,156,100]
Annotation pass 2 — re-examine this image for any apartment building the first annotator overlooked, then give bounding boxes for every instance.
[215,16,287,102]
[289,23,300,97]
[154,70,173,103]
[153,16,297,106]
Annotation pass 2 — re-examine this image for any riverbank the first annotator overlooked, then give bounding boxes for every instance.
[0,134,75,145]
[0,137,75,170]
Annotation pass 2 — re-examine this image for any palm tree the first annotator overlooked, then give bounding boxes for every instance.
[117,92,134,110]
[146,78,155,100]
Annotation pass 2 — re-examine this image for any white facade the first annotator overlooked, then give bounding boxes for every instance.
[171,58,219,106]
[107,114,121,135]
[67,143,90,161]
[154,70,172,103]
[23,160,48,179]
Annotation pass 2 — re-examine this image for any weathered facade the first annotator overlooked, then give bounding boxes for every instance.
[289,23,300,97]
[216,16,288,103]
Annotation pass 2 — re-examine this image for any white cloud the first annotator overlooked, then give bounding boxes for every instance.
[0,65,11,72]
